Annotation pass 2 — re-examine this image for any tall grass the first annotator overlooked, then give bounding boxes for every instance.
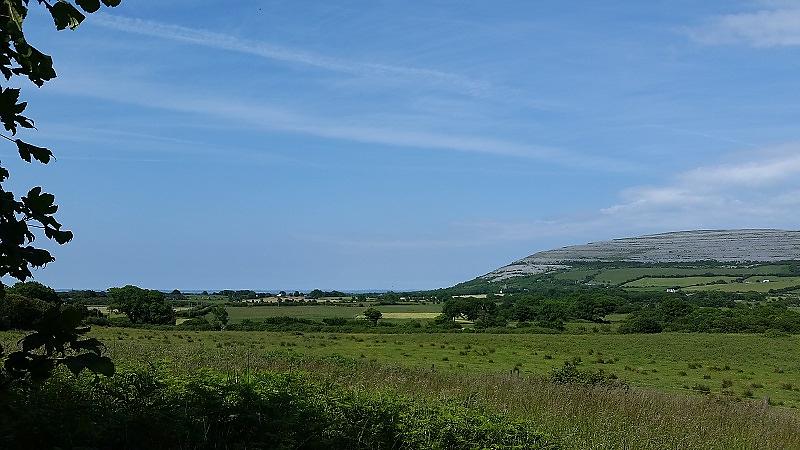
[216,356,800,449]
[3,329,799,448]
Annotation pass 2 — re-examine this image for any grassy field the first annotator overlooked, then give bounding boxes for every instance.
[623,276,738,288]
[6,328,795,407]
[593,265,793,285]
[683,276,800,293]
[4,327,800,448]
[552,268,599,281]
[225,303,443,323]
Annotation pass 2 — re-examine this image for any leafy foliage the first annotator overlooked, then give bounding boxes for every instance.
[0,293,49,329]
[363,307,382,325]
[108,285,176,325]
[306,289,347,299]
[0,368,554,449]
[0,0,121,382]
[6,280,59,302]
[2,305,113,382]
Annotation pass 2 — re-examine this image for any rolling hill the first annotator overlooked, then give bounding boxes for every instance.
[446,230,800,294]
[481,229,800,282]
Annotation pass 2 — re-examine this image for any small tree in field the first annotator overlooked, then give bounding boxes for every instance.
[363,308,382,325]
[108,285,176,325]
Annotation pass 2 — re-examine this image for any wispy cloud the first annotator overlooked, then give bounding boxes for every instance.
[327,145,800,251]
[92,13,491,96]
[49,74,631,170]
[689,6,800,47]
[603,145,800,223]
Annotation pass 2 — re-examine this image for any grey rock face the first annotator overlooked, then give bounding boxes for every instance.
[482,229,800,282]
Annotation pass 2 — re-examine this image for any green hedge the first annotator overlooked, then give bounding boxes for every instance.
[0,368,556,449]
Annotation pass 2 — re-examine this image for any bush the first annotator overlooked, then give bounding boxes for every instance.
[322,317,347,326]
[0,368,554,449]
[549,361,619,385]
[0,294,51,330]
[619,313,663,334]
[6,281,59,303]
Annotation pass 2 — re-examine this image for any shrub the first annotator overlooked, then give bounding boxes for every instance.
[0,294,51,330]
[549,361,618,385]
[619,313,663,334]
[0,369,554,450]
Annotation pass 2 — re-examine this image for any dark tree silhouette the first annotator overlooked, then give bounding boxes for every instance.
[1,0,122,382]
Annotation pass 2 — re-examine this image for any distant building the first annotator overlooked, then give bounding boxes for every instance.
[666,288,678,293]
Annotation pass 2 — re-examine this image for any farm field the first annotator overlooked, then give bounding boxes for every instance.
[592,265,793,285]
[225,303,443,323]
[7,328,796,407]
[684,276,800,293]
[623,276,737,288]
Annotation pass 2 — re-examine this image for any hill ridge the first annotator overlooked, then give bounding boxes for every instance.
[482,229,800,282]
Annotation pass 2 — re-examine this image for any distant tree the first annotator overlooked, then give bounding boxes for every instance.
[108,285,175,325]
[619,313,663,334]
[7,281,59,303]
[209,305,228,329]
[363,308,382,325]
[307,289,324,299]
[0,293,50,330]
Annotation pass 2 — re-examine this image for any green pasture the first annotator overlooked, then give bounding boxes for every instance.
[623,276,738,288]
[593,265,792,285]
[552,269,599,281]
[684,276,800,293]
[225,303,443,323]
[9,328,795,407]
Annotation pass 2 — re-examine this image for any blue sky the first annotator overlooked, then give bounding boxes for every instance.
[5,0,800,290]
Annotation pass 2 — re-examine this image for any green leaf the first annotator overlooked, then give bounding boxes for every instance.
[59,307,83,331]
[63,355,86,375]
[76,0,101,13]
[72,337,104,354]
[20,332,49,352]
[45,227,74,245]
[50,1,86,30]
[23,187,59,215]
[15,139,53,163]
[101,0,122,6]
[86,355,115,376]
[28,356,55,380]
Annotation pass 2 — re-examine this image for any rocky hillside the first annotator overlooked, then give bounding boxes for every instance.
[483,229,800,282]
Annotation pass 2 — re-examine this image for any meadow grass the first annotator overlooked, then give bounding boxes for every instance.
[683,276,800,293]
[225,303,443,323]
[623,276,738,288]
[4,328,800,448]
[5,328,794,406]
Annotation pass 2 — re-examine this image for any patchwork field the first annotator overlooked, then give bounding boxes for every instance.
[684,276,800,293]
[592,265,793,285]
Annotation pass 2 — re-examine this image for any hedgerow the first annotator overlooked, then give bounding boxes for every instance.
[0,367,556,449]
